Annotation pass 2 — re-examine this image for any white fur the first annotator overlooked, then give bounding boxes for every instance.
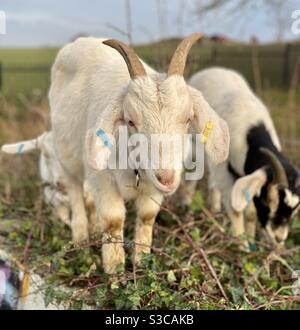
[1,133,71,225]
[231,169,267,213]
[189,67,281,175]
[1,133,95,229]
[189,67,282,247]
[49,37,230,273]
[284,188,300,208]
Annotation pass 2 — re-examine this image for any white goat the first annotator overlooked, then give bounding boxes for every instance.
[1,133,96,231]
[49,35,230,273]
[189,67,300,248]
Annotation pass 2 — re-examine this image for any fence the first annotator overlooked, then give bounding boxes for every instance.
[144,42,300,92]
[0,42,299,99]
[0,63,51,99]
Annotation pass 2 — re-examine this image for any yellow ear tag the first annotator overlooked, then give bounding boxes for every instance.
[201,121,214,144]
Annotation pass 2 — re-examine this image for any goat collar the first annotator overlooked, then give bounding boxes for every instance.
[134,169,140,187]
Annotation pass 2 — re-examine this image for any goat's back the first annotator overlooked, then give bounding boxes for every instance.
[189,67,280,174]
[49,37,131,179]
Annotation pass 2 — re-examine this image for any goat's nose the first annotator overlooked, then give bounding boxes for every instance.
[156,170,175,186]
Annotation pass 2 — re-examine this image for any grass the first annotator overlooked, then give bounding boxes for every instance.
[0,89,299,310]
[0,40,299,98]
[0,41,299,310]
[0,48,58,98]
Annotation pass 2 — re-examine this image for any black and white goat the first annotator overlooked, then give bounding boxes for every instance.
[189,67,300,248]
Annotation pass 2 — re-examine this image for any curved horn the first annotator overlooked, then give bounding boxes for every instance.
[260,147,288,187]
[167,33,203,77]
[103,39,146,79]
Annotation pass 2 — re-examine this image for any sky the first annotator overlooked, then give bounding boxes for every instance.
[0,0,299,47]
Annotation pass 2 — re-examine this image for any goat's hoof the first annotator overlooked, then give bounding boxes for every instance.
[133,248,150,267]
[177,204,190,215]
[275,242,285,251]
[73,238,89,248]
[102,243,125,274]
[103,262,125,275]
[72,232,89,246]
[211,207,222,214]
[237,240,251,253]
[72,225,89,244]
[60,217,72,228]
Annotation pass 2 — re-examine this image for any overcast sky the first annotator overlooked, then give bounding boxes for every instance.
[0,0,299,47]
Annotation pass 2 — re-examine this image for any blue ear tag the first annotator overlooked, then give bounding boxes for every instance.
[16,143,25,155]
[96,129,113,149]
[244,189,251,206]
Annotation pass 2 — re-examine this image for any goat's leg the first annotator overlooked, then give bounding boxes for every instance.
[245,202,257,245]
[87,203,97,238]
[178,180,198,207]
[134,193,163,265]
[209,186,222,213]
[207,162,250,250]
[227,207,249,251]
[90,173,126,274]
[207,168,222,213]
[228,209,245,237]
[218,176,248,250]
[55,204,71,227]
[67,181,89,243]
[84,190,97,237]
[44,186,71,227]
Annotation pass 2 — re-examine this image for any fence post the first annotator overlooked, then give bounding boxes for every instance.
[211,45,218,65]
[0,62,2,93]
[288,56,300,104]
[283,43,291,87]
[251,41,262,95]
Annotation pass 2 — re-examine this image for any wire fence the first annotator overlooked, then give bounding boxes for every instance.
[0,43,299,99]
[147,43,300,92]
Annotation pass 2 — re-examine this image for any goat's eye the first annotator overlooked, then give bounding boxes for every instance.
[128,120,135,127]
[186,118,191,124]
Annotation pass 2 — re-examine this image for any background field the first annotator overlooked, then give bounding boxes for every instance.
[1,39,300,98]
[0,39,300,309]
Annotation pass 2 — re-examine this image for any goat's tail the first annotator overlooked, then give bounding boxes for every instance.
[1,132,48,155]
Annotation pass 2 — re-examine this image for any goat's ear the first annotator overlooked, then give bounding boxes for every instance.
[1,133,47,155]
[232,168,267,212]
[86,100,123,171]
[189,87,230,164]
